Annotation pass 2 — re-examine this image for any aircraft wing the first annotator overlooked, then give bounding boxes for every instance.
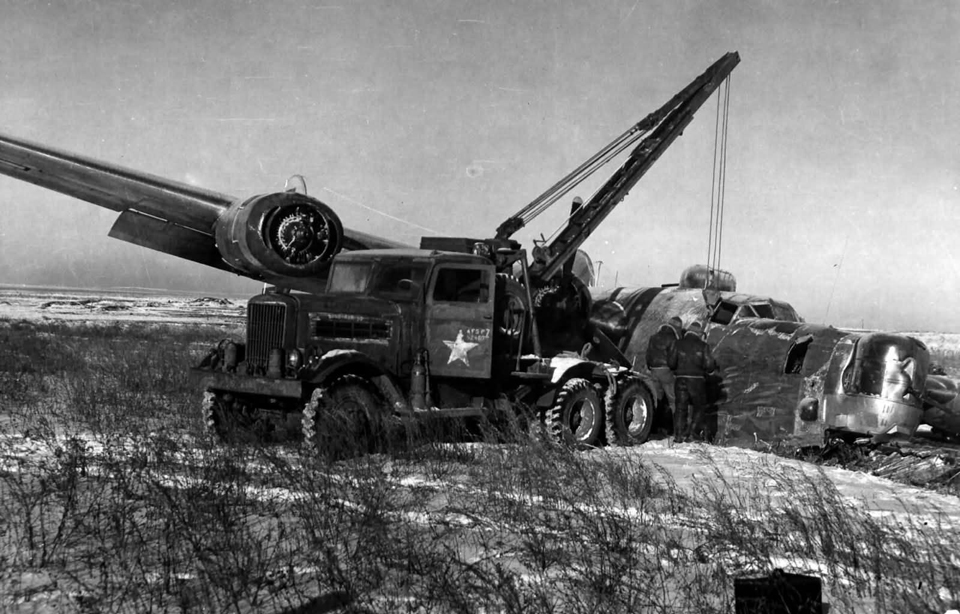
[340,228,410,252]
[0,131,408,275]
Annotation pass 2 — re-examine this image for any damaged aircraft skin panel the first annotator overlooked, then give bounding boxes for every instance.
[709,321,850,447]
[591,280,932,447]
[591,283,803,368]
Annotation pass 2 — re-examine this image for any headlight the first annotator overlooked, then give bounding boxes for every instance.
[287,349,303,370]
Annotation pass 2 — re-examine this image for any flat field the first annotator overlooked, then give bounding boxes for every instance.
[1,287,959,613]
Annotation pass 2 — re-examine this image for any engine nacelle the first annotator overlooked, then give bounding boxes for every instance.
[214,192,344,278]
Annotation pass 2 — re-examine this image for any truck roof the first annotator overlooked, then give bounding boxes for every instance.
[336,248,490,265]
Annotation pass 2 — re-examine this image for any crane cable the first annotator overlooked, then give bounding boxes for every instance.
[706,74,732,282]
[514,125,650,229]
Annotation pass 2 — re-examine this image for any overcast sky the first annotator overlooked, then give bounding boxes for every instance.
[0,0,957,331]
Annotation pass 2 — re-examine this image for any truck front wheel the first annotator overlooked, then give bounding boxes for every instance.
[202,391,261,442]
[547,378,604,447]
[605,377,655,446]
[302,375,385,459]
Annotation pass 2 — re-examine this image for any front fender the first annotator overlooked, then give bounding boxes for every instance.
[549,355,594,384]
[303,350,408,413]
[304,349,383,384]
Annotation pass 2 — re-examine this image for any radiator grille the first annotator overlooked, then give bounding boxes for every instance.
[247,303,288,368]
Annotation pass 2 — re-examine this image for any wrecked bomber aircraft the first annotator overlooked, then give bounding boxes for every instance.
[590,264,951,447]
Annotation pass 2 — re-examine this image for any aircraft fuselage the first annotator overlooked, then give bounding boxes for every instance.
[591,282,930,445]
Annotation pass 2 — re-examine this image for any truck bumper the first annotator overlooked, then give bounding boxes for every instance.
[191,369,304,399]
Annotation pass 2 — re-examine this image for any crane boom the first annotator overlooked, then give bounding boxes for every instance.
[519,52,740,284]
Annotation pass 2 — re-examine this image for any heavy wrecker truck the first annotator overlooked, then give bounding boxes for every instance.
[193,52,739,453]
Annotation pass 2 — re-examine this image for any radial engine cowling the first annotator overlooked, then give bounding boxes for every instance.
[214,192,344,278]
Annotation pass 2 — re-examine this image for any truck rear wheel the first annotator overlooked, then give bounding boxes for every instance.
[302,375,385,459]
[605,377,654,445]
[547,377,603,447]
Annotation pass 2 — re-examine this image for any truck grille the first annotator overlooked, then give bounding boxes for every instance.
[247,303,288,368]
[313,316,391,342]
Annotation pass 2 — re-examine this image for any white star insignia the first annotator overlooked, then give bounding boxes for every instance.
[443,330,479,366]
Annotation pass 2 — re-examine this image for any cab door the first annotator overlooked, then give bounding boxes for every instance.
[425,263,495,378]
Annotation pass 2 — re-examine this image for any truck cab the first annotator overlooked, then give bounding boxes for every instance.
[196,248,525,433]
[309,248,498,381]
[227,247,505,390]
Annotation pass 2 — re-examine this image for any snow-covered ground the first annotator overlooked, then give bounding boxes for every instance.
[626,440,960,525]
[6,428,955,526]
[3,426,959,612]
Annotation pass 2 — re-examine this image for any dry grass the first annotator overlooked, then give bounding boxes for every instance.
[1,319,959,613]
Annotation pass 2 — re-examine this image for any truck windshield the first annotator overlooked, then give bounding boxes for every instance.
[327,262,373,294]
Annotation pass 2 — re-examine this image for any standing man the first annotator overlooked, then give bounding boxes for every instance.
[670,320,717,443]
[646,316,683,422]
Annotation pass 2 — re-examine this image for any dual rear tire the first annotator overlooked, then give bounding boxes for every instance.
[605,377,655,446]
[545,376,655,448]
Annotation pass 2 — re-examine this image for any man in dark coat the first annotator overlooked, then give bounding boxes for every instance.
[646,316,683,420]
[669,320,717,442]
